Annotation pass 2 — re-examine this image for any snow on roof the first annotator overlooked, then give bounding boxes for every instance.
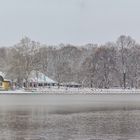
[28,70,57,83]
[3,79,11,82]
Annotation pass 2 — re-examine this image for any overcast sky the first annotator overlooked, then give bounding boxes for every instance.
[0,0,140,46]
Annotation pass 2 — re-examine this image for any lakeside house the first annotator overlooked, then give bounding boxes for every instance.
[26,70,58,87]
[0,70,81,90]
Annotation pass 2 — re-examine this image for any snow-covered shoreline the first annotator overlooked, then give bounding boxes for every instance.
[1,87,140,94]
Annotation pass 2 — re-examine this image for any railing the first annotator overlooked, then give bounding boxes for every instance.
[1,87,140,94]
[25,87,140,94]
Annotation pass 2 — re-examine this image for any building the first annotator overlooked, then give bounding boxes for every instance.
[0,72,11,90]
[26,70,58,87]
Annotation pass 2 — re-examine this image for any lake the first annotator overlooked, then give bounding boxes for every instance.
[0,94,140,140]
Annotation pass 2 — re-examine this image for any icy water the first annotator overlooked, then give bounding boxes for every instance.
[0,94,140,140]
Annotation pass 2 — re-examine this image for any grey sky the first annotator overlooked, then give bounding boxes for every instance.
[0,0,140,46]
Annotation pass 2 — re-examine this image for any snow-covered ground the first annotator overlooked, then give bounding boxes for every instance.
[0,89,32,94]
[34,87,140,94]
[1,87,140,94]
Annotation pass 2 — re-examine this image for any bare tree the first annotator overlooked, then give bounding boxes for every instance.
[9,37,39,87]
[117,35,135,88]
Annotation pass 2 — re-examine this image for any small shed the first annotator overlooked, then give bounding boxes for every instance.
[0,72,11,90]
[2,79,11,90]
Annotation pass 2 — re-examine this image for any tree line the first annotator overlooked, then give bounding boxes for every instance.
[0,35,140,88]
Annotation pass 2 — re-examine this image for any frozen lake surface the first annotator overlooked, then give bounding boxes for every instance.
[0,94,140,139]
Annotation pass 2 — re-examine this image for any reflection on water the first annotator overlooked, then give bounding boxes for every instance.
[0,106,140,140]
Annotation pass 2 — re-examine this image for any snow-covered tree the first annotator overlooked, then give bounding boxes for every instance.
[116,35,135,88]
